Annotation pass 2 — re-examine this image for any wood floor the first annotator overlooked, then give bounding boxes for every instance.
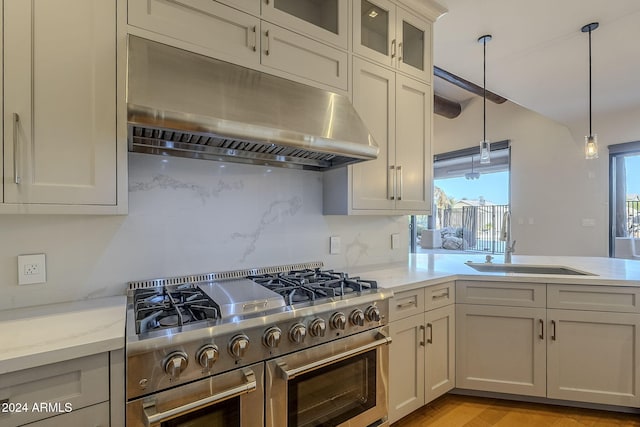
[391,394,640,427]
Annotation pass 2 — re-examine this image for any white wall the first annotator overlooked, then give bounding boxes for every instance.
[0,154,408,310]
[434,97,612,257]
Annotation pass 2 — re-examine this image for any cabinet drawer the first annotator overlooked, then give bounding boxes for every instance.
[456,280,546,308]
[22,402,109,427]
[548,284,640,313]
[0,353,109,427]
[389,288,425,321]
[424,282,454,311]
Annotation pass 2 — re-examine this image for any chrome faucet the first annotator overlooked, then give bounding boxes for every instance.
[500,211,517,264]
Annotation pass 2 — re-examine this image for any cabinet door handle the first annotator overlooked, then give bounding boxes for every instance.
[249,26,257,52]
[264,30,271,56]
[398,42,403,62]
[432,290,449,300]
[396,166,403,201]
[388,165,396,200]
[419,325,425,346]
[426,323,433,344]
[539,318,544,340]
[13,113,21,184]
[396,300,415,309]
[265,0,270,4]
[551,320,557,341]
[391,39,396,59]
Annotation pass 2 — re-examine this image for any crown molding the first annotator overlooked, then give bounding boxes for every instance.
[396,0,448,22]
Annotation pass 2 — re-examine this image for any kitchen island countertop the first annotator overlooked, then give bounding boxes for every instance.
[0,295,126,375]
[348,253,640,292]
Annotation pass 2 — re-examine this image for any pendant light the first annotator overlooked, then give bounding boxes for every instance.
[582,22,599,159]
[465,155,480,180]
[478,34,492,164]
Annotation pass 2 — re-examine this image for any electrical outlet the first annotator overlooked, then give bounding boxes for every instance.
[18,254,46,285]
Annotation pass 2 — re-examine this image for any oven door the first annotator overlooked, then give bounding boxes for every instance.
[266,327,391,427]
[127,362,263,427]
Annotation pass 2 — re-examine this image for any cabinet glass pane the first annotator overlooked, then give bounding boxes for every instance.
[402,21,424,70]
[274,0,338,34]
[360,0,389,55]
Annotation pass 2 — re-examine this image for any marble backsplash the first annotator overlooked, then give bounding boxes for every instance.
[0,154,409,310]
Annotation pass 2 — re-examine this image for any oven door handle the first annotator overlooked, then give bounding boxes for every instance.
[277,332,392,380]
[143,368,257,427]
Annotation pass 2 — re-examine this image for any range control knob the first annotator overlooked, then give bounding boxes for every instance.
[263,327,282,348]
[350,309,365,326]
[309,318,327,337]
[228,334,250,359]
[330,312,347,330]
[196,345,219,370]
[163,351,188,378]
[365,306,381,322]
[289,323,307,344]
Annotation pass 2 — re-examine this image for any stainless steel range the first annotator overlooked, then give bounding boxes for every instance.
[125,262,392,427]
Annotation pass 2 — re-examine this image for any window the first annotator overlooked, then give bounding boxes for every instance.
[609,141,640,258]
[411,141,510,254]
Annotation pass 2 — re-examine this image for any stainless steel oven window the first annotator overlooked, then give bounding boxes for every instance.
[288,349,377,426]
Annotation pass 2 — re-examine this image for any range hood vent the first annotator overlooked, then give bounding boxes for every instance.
[127,36,378,171]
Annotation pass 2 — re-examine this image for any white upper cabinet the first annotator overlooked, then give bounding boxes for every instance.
[354,0,432,82]
[323,58,430,215]
[128,0,261,69]
[261,0,348,49]
[3,0,119,210]
[260,21,348,91]
[128,0,347,91]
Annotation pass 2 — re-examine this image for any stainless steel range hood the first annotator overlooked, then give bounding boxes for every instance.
[127,36,378,171]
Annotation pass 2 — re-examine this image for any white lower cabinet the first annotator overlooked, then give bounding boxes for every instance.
[547,309,640,407]
[24,402,109,427]
[0,352,119,427]
[456,304,547,397]
[456,281,640,409]
[389,312,425,421]
[425,304,456,403]
[388,284,455,424]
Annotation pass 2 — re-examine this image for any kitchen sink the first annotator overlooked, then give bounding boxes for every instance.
[464,262,596,276]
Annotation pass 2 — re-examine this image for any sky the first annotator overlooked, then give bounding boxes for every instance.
[626,155,640,197]
[434,155,639,206]
[435,171,509,205]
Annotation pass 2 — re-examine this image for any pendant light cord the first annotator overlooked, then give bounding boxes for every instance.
[483,38,487,142]
[588,26,592,136]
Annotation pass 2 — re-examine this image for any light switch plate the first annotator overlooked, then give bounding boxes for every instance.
[329,236,341,254]
[18,254,46,285]
[391,233,400,249]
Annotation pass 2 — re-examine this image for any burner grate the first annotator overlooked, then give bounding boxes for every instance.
[249,268,377,305]
[133,283,221,334]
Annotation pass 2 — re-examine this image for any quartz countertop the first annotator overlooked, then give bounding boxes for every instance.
[0,296,126,375]
[1,254,638,375]
[348,254,640,293]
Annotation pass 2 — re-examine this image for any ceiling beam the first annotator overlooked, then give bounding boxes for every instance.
[434,94,462,119]
[434,66,508,104]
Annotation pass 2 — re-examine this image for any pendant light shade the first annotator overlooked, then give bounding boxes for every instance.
[478,34,492,164]
[582,22,599,160]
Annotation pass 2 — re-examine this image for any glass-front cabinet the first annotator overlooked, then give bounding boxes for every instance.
[262,0,348,49]
[354,0,431,82]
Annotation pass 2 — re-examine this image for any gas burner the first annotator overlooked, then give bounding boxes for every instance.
[248,268,377,306]
[133,283,220,334]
